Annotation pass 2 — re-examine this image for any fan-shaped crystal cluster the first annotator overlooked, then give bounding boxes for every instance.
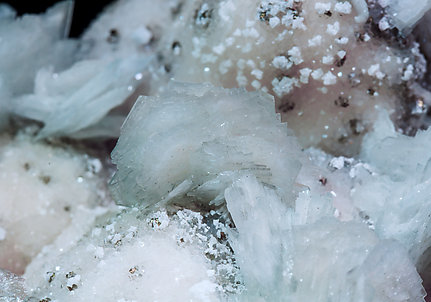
[2,0,431,301]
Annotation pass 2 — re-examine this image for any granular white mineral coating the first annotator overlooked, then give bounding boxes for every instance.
[0,269,28,301]
[80,0,180,60]
[154,0,425,155]
[24,208,232,302]
[0,132,108,275]
[1,0,426,152]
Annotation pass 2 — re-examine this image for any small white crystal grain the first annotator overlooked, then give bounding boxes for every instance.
[402,64,414,81]
[299,68,312,84]
[132,26,152,45]
[272,76,297,96]
[66,274,81,288]
[322,55,334,65]
[212,44,226,55]
[379,18,390,31]
[219,60,232,74]
[330,157,346,169]
[236,73,248,86]
[363,33,371,42]
[269,16,280,28]
[251,80,261,89]
[315,2,332,14]
[367,64,381,77]
[327,21,340,36]
[335,37,349,44]
[251,69,263,80]
[322,71,337,85]
[334,2,352,14]
[311,68,324,80]
[287,46,303,65]
[292,17,306,30]
[337,50,346,58]
[308,35,322,47]
[272,56,292,70]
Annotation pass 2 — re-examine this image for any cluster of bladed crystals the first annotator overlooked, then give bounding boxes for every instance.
[1,0,431,301]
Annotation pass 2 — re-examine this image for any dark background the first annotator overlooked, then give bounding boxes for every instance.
[1,0,116,37]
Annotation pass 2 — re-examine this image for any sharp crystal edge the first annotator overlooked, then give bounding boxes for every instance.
[1,0,431,301]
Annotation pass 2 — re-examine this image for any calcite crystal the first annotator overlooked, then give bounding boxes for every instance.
[2,0,431,301]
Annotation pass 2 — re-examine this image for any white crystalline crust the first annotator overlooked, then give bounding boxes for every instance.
[0,269,27,302]
[1,0,422,155]
[80,0,179,60]
[0,132,107,275]
[154,0,422,155]
[24,208,234,301]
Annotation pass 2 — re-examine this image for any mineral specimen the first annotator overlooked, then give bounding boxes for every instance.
[1,0,431,301]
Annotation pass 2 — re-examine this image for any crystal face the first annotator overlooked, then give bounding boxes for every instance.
[1,0,431,301]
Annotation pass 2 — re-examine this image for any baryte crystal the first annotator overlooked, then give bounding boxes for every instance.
[0,2,76,97]
[13,56,150,138]
[351,111,431,265]
[111,82,302,207]
[225,175,425,301]
[1,1,158,139]
[386,0,431,30]
[0,1,76,132]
